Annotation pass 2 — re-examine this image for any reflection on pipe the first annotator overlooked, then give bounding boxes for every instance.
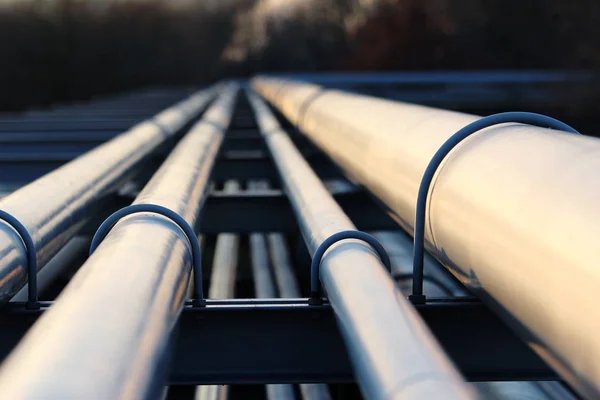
[0,84,238,399]
[0,87,216,304]
[249,180,331,400]
[11,236,90,302]
[196,180,240,400]
[253,76,600,398]
[248,90,473,400]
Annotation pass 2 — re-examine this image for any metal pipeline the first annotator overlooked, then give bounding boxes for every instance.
[370,231,465,298]
[253,76,600,398]
[196,180,240,400]
[0,87,216,304]
[207,181,241,300]
[368,230,574,400]
[247,91,473,399]
[11,236,90,301]
[0,84,238,399]
[248,181,294,400]
[323,180,465,297]
[249,180,331,400]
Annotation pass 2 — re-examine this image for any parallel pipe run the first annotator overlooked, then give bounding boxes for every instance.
[196,180,240,400]
[253,77,600,398]
[309,230,391,304]
[0,87,215,305]
[89,204,204,301]
[251,181,332,400]
[247,183,293,400]
[249,180,330,400]
[248,91,473,400]
[11,236,90,302]
[0,84,238,399]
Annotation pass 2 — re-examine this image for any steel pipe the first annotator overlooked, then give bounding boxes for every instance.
[0,84,238,399]
[247,91,472,399]
[253,77,600,398]
[206,180,240,301]
[0,87,216,304]
[372,232,574,400]
[196,180,241,400]
[10,236,90,302]
[265,211,332,400]
[248,189,293,400]
[371,231,457,298]
[249,180,330,400]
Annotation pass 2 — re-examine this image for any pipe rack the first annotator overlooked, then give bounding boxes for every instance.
[252,76,600,398]
[0,84,238,399]
[249,180,331,400]
[196,180,241,400]
[247,91,473,399]
[0,87,215,304]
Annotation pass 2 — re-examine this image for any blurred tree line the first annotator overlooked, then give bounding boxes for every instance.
[0,0,598,111]
[0,0,247,110]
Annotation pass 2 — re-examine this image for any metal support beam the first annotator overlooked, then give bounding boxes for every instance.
[11,236,90,301]
[196,180,241,400]
[0,87,216,304]
[211,151,343,181]
[0,300,557,384]
[253,77,600,398]
[248,180,331,400]
[247,92,473,399]
[0,84,238,399]
[198,188,398,233]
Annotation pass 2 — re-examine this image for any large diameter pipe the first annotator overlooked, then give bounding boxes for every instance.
[0,88,215,303]
[253,77,600,398]
[0,84,238,399]
[247,92,472,400]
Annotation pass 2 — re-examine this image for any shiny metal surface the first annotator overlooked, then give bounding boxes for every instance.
[372,229,573,399]
[0,84,238,399]
[196,180,240,400]
[248,91,472,400]
[473,382,576,400]
[249,180,330,400]
[249,184,278,298]
[253,77,600,398]
[268,233,302,298]
[195,385,227,400]
[207,180,240,300]
[370,231,466,297]
[0,88,216,304]
[10,236,90,302]
[267,385,296,400]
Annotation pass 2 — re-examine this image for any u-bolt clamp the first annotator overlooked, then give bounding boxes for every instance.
[90,204,204,306]
[410,111,580,305]
[0,211,39,309]
[310,230,391,305]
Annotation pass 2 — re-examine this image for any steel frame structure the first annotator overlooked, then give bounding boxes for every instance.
[0,73,588,399]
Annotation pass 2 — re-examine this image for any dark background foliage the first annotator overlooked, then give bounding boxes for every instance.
[0,0,598,111]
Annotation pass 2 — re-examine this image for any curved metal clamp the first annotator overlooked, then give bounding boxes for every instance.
[0,211,39,309]
[310,230,391,305]
[411,111,580,304]
[90,204,204,305]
